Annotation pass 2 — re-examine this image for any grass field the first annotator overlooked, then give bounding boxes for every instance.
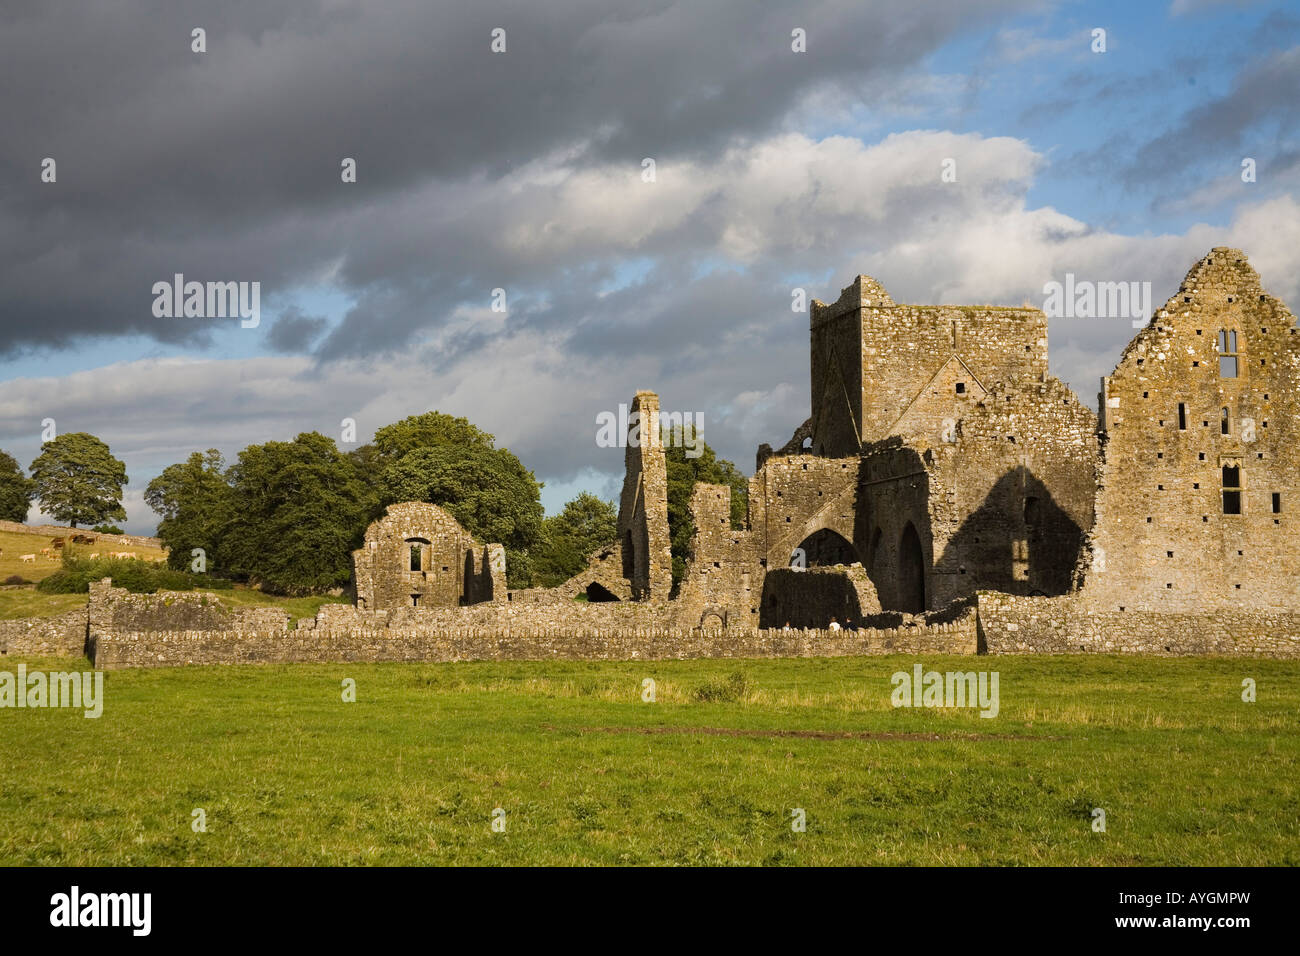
[0,654,1295,866]
[0,530,167,584]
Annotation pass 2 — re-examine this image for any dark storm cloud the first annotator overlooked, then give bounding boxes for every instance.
[266,305,328,352]
[0,0,1032,357]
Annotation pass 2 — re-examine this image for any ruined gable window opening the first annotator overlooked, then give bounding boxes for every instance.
[1221,407,1230,435]
[1217,329,1239,377]
[409,544,422,572]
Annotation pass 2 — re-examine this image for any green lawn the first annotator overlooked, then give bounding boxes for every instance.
[0,654,1295,866]
[0,586,347,622]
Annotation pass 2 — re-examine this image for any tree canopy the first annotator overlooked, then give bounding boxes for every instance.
[0,450,35,523]
[144,450,236,572]
[532,492,618,588]
[28,432,127,528]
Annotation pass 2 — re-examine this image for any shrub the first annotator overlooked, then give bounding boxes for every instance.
[91,524,124,535]
[3,574,29,585]
[693,671,750,703]
[37,554,232,595]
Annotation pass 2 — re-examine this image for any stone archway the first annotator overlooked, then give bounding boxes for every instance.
[898,522,926,613]
[793,527,858,567]
[699,607,728,628]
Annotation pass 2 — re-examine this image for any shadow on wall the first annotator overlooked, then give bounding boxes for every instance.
[940,466,1083,598]
[854,444,936,614]
[794,527,859,566]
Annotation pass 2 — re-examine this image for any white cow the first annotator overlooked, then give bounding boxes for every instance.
[19,554,35,563]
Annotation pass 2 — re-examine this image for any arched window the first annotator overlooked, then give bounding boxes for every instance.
[1221,407,1231,435]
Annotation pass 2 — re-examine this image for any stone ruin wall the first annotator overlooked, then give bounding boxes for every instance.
[616,390,673,600]
[670,483,763,629]
[1080,248,1300,612]
[977,592,1300,658]
[759,565,880,630]
[82,578,977,669]
[809,272,1050,455]
[352,501,505,611]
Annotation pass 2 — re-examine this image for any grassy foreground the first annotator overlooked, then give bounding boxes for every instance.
[0,654,1295,866]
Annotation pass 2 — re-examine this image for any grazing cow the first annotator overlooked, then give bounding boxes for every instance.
[89,553,99,559]
[119,537,131,545]
[39,548,53,557]
[51,537,65,548]
[19,554,35,563]
[114,551,137,559]
[72,534,94,545]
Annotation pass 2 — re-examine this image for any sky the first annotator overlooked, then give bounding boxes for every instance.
[1,0,1298,533]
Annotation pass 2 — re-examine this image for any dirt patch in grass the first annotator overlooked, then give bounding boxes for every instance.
[554,725,1062,742]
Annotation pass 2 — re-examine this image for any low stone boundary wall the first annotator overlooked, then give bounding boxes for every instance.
[976,592,1300,657]
[0,610,87,658]
[92,616,978,669]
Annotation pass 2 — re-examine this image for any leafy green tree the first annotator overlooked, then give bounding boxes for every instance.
[219,432,376,595]
[664,424,748,586]
[28,432,128,528]
[0,450,36,522]
[379,443,544,588]
[145,450,236,571]
[532,492,618,587]
[373,411,497,463]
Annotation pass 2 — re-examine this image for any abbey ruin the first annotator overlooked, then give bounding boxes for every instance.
[6,247,1296,666]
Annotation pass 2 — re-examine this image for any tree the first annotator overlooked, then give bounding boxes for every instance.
[28,432,127,528]
[664,424,748,587]
[219,432,376,595]
[532,492,618,587]
[373,411,497,463]
[0,450,36,522]
[145,450,236,571]
[379,443,544,588]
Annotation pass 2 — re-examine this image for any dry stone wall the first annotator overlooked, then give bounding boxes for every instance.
[977,592,1300,657]
[0,609,86,657]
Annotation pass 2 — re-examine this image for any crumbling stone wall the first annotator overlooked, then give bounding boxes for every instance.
[553,543,630,602]
[747,454,859,570]
[352,502,505,611]
[977,592,1300,657]
[1080,248,1299,611]
[672,483,763,628]
[0,609,86,658]
[617,390,673,600]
